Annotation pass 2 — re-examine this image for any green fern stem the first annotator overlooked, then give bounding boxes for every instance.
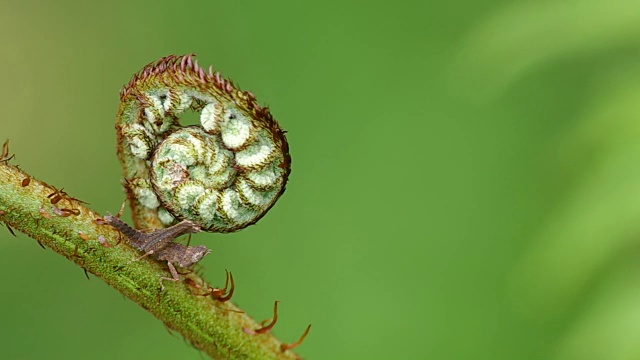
[0,161,301,360]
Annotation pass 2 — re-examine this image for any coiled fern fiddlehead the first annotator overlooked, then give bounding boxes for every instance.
[0,54,306,359]
[116,54,291,239]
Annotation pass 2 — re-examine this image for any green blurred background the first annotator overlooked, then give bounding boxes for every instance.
[1,0,639,359]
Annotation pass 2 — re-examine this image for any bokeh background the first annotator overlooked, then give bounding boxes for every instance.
[1,0,639,359]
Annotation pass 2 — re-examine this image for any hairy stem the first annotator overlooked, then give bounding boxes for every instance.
[0,160,300,360]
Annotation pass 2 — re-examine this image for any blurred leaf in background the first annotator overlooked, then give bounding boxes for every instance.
[2,0,640,359]
[452,0,640,359]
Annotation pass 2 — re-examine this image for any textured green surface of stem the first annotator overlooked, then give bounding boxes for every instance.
[0,161,300,360]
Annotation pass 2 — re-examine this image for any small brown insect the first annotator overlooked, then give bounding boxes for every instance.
[104,215,209,288]
[78,231,90,241]
[21,177,30,187]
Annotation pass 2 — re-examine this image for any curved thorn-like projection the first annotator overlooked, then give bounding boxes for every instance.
[281,324,312,352]
[116,54,291,233]
[244,301,280,335]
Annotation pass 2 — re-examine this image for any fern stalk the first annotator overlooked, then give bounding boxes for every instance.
[0,158,300,359]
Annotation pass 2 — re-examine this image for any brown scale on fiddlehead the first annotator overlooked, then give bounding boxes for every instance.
[116,54,291,237]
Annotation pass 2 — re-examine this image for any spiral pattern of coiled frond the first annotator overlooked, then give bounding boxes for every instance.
[116,54,290,232]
